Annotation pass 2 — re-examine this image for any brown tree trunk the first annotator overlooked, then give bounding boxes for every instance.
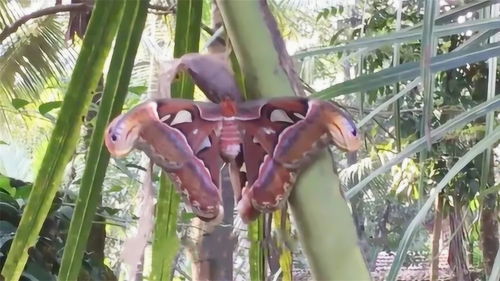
[199,168,236,281]
[430,194,443,281]
[448,199,471,281]
[189,3,236,280]
[480,193,499,276]
[480,154,499,277]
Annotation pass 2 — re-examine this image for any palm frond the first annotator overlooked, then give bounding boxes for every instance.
[0,1,77,129]
[0,15,75,102]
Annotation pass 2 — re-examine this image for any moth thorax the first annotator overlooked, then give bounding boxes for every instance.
[220,118,241,161]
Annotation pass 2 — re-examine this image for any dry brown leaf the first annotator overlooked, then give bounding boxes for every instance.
[121,162,156,280]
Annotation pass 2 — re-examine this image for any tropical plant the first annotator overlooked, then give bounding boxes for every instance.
[0,0,499,281]
[0,175,117,281]
[294,0,500,280]
[0,0,80,132]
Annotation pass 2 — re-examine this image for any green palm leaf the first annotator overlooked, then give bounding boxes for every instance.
[0,1,125,280]
[58,1,148,279]
[315,41,500,99]
[0,9,75,102]
[150,0,203,280]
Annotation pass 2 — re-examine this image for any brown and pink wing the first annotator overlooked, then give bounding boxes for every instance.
[236,97,361,216]
[106,99,224,222]
[155,99,224,188]
[230,99,304,220]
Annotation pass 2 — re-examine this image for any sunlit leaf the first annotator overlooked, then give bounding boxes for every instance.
[128,85,148,95]
[11,98,30,110]
[38,101,62,115]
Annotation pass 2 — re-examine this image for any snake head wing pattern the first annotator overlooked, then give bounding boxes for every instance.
[232,97,361,222]
[106,99,224,222]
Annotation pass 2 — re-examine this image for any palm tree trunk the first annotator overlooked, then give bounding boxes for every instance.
[215,1,369,279]
[480,194,499,276]
[480,153,499,277]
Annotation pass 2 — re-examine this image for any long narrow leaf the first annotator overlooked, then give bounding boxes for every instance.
[315,41,500,98]
[420,0,438,146]
[150,174,181,281]
[386,127,500,281]
[171,0,203,99]
[294,16,500,59]
[272,211,292,281]
[358,78,421,128]
[248,217,266,280]
[433,0,492,25]
[393,0,403,151]
[0,1,125,280]
[58,1,148,280]
[346,95,500,199]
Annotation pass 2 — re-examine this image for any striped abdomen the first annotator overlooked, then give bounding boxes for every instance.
[220,118,241,161]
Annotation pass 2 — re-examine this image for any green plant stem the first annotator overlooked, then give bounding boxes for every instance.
[150,174,181,281]
[151,1,202,280]
[57,1,148,280]
[216,0,369,279]
[1,1,125,280]
[248,217,266,280]
[171,0,203,98]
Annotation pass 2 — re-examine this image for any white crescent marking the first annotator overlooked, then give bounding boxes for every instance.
[294,112,305,119]
[270,109,294,123]
[199,136,212,151]
[170,110,193,125]
[262,127,275,135]
[159,114,171,122]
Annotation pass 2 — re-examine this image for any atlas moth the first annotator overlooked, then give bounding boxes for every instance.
[105,53,360,223]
